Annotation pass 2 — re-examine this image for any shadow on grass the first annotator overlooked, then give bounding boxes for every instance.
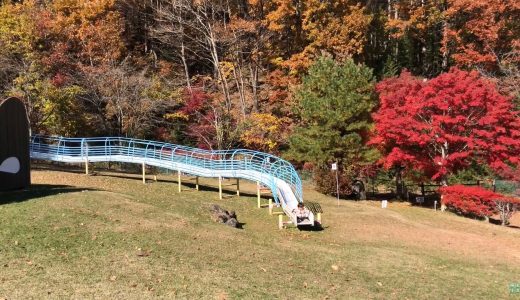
[93,172,272,199]
[33,163,275,200]
[0,184,97,205]
[489,217,520,229]
[297,223,325,231]
[32,163,86,174]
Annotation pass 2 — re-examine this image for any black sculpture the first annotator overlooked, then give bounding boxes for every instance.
[0,97,31,191]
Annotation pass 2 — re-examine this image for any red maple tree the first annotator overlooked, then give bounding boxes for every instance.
[371,68,520,185]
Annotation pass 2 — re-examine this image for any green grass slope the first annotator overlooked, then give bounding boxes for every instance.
[0,167,519,299]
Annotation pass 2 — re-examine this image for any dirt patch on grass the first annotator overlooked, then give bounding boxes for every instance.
[320,199,520,265]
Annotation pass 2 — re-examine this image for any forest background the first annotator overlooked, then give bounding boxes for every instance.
[1,0,518,196]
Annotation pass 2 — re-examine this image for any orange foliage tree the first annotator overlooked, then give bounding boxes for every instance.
[266,0,372,73]
[443,0,520,70]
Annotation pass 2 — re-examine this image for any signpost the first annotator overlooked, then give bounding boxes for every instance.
[332,163,339,206]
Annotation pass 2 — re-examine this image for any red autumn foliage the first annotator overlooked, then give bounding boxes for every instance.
[50,73,69,88]
[371,68,520,182]
[180,89,209,115]
[440,185,501,217]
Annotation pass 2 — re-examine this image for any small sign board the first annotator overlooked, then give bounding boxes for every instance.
[331,163,337,171]
[415,196,425,204]
[381,200,388,208]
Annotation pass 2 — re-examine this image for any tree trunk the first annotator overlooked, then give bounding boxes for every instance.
[359,182,367,200]
[353,180,367,200]
[395,167,404,200]
[250,63,259,112]
[440,177,448,211]
[180,41,191,93]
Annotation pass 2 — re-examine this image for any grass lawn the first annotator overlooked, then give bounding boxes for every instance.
[1,165,519,299]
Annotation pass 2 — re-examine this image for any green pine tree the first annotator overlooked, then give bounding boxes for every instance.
[286,56,379,196]
[287,56,377,165]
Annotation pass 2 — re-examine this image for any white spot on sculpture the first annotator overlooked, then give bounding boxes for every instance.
[0,157,20,174]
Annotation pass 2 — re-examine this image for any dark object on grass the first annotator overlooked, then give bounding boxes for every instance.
[209,204,239,228]
[0,97,31,191]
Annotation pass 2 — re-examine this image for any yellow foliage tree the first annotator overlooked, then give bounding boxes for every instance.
[266,0,372,73]
[240,113,286,152]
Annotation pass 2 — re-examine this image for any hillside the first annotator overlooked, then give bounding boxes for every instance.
[0,167,519,299]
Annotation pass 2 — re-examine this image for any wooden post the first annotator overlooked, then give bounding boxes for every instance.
[236,178,240,196]
[218,176,223,200]
[195,176,199,191]
[178,169,181,192]
[269,198,273,215]
[84,143,89,175]
[257,181,261,208]
[420,182,425,196]
[142,162,146,184]
[278,214,283,229]
[317,213,322,224]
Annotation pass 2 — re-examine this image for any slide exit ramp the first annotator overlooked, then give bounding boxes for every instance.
[30,136,314,226]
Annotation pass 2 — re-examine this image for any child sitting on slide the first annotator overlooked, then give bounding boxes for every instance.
[292,202,310,223]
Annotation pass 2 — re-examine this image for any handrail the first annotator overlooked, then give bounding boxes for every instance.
[29,135,303,204]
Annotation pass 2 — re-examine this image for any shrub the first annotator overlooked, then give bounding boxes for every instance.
[440,185,499,218]
[313,165,356,198]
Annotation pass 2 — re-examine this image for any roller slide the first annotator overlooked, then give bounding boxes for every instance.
[30,136,314,226]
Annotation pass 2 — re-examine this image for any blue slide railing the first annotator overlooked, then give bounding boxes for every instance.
[29,135,304,205]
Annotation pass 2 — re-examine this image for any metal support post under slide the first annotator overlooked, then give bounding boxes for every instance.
[142,162,146,184]
[84,143,89,175]
[236,178,240,196]
[257,181,261,208]
[218,176,223,200]
[278,214,293,229]
[178,169,181,192]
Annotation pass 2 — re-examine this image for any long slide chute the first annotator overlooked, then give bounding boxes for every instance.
[30,136,314,226]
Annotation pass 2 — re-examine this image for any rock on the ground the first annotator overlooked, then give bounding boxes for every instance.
[209,204,239,228]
